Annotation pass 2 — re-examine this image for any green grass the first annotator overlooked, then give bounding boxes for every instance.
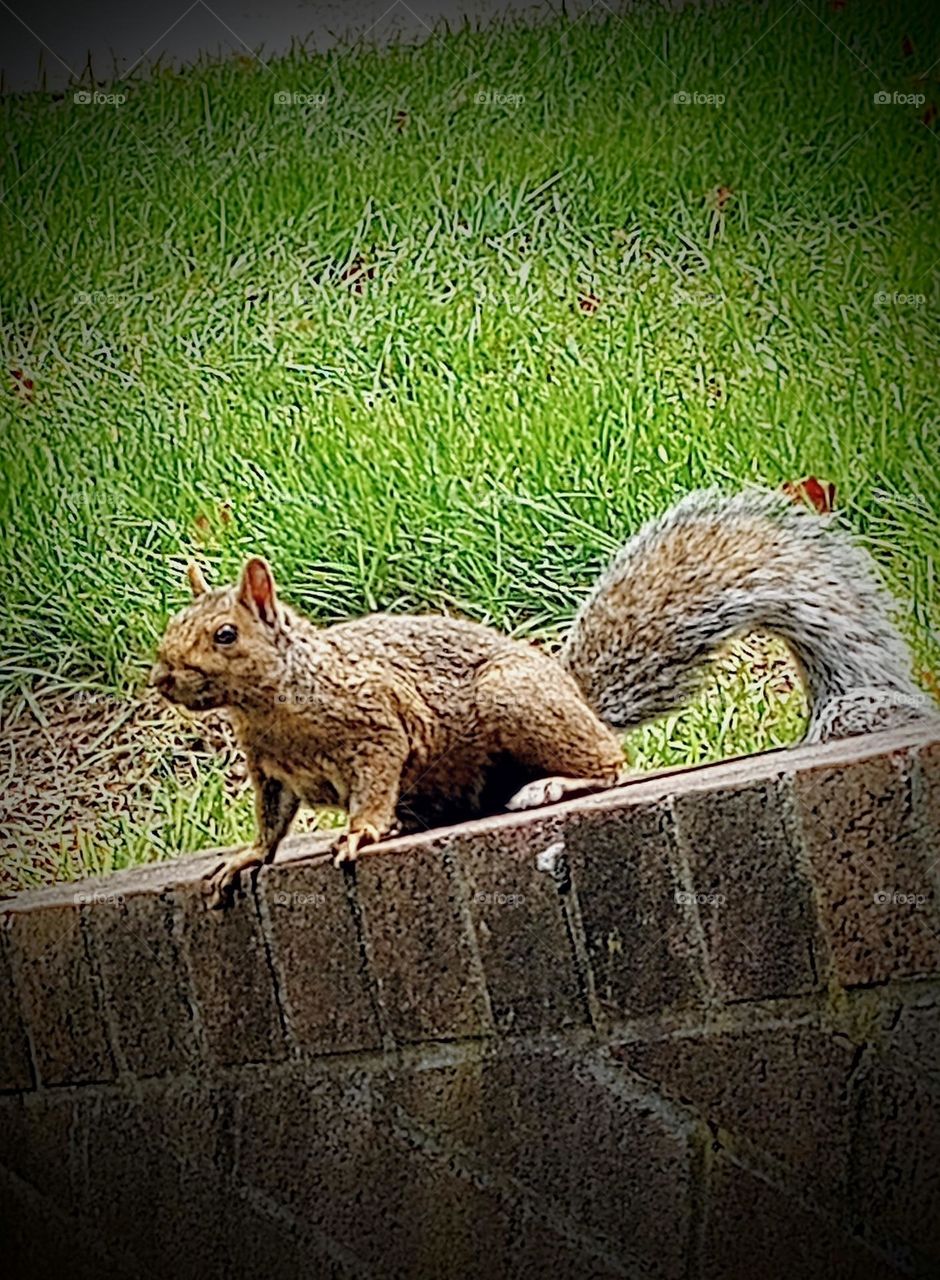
[1,0,938,878]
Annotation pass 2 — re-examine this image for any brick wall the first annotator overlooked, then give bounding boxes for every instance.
[2,724,939,1279]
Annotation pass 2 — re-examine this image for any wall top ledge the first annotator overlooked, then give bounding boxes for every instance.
[4,722,938,915]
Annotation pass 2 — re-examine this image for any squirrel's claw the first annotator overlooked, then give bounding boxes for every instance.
[331,823,382,868]
[202,864,236,911]
[202,846,263,910]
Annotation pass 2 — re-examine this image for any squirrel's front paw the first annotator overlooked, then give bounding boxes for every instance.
[331,823,383,868]
[202,846,263,910]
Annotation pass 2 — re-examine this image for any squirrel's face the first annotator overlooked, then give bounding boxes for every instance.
[150,558,286,711]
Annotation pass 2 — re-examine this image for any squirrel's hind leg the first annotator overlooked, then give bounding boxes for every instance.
[475,654,627,815]
[506,773,626,812]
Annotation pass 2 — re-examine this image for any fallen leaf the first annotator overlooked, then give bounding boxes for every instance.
[712,185,734,212]
[577,292,600,314]
[340,256,376,294]
[11,369,34,401]
[781,476,837,514]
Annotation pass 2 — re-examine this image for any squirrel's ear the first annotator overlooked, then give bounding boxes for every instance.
[187,561,209,597]
[238,557,278,624]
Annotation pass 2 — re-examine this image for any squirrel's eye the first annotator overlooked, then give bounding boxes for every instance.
[213,624,238,646]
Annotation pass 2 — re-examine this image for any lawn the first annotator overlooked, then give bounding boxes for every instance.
[1,0,938,887]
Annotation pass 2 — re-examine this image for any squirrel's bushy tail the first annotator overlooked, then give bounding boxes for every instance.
[559,488,930,741]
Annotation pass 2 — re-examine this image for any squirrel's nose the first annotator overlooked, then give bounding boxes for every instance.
[149,661,175,695]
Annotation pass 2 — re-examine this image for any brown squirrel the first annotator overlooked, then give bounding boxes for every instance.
[150,488,936,907]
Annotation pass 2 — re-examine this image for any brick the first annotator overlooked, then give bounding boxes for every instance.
[5,901,115,1085]
[853,1060,940,1262]
[617,1026,857,1204]
[672,775,821,1001]
[355,845,490,1042]
[795,752,940,985]
[383,1144,628,1279]
[236,1068,385,1247]
[175,879,287,1067]
[0,931,32,1090]
[704,1157,906,1279]
[371,1139,520,1280]
[567,803,704,1020]
[0,1091,89,1213]
[81,1077,345,1280]
[238,1059,630,1279]
[383,1048,693,1278]
[213,1203,356,1280]
[0,1164,136,1280]
[503,1222,627,1280]
[454,822,589,1034]
[887,992,940,1076]
[49,850,222,903]
[85,1081,236,1278]
[0,1094,22,1172]
[260,860,381,1054]
[0,1059,626,1280]
[913,738,940,900]
[83,889,197,1077]
[236,1065,479,1275]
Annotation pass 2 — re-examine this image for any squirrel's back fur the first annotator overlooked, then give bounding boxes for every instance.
[560,487,929,740]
